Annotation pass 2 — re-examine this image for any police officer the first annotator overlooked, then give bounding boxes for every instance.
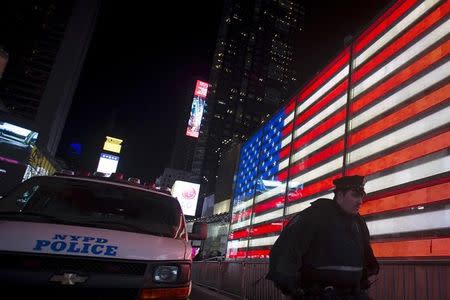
[267,175,379,300]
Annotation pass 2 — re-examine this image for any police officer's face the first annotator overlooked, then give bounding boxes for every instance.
[336,189,364,215]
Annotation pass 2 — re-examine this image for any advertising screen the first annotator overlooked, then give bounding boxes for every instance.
[186,96,206,138]
[186,80,209,138]
[103,136,123,154]
[194,80,209,98]
[171,180,200,216]
[96,153,119,175]
[0,121,38,163]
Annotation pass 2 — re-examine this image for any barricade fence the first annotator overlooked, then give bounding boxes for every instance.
[192,260,450,300]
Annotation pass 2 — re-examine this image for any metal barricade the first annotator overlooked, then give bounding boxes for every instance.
[192,259,450,300]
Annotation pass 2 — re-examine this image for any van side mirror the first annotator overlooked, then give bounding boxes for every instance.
[188,222,207,240]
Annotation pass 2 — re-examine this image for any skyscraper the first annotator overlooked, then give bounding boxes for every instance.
[0,0,100,154]
[196,0,304,194]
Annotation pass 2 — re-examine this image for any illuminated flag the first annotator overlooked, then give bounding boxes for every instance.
[227,101,296,259]
[227,0,450,259]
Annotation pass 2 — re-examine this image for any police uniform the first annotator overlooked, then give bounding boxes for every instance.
[268,175,379,300]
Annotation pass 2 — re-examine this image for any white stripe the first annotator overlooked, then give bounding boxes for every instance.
[227,239,249,250]
[230,218,251,230]
[367,207,450,236]
[351,61,450,130]
[365,153,450,194]
[291,124,345,164]
[348,106,450,164]
[290,156,343,186]
[232,198,254,213]
[249,235,279,248]
[297,66,349,115]
[278,158,289,171]
[252,208,284,225]
[294,95,347,138]
[354,0,441,67]
[353,20,450,97]
[255,184,286,203]
[281,135,292,148]
[284,111,294,126]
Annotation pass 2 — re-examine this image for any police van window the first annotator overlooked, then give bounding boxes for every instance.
[0,176,184,239]
[16,185,40,210]
[0,180,40,211]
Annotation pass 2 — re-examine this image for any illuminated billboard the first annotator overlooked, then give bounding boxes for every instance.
[96,153,119,175]
[171,180,200,216]
[0,121,38,195]
[103,136,123,154]
[194,80,209,98]
[186,80,208,138]
[0,121,38,163]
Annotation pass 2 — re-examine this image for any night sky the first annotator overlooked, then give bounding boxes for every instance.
[57,0,392,183]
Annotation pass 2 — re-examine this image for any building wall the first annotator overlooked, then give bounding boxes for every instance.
[227,0,450,259]
[36,0,100,154]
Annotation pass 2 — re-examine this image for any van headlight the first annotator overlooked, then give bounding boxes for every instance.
[153,266,179,283]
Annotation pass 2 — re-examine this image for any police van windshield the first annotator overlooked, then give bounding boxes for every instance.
[0,176,185,239]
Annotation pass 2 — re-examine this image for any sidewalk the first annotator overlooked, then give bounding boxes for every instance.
[189,283,241,300]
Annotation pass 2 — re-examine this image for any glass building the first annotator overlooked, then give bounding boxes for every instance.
[195,0,305,195]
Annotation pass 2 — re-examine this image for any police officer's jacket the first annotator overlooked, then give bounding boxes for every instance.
[268,198,379,291]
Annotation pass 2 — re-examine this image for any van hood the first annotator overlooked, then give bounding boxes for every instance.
[0,220,191,261]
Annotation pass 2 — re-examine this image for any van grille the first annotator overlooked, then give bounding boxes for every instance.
[0,252,147,275]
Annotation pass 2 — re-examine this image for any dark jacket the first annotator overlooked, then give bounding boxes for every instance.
[267,198,379,295]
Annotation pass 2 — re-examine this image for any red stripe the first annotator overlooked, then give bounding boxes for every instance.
[285,99,296,114]
[249,222,283,237]
[253,196,285,215]
[293,109,346,151]
[247,249,271,259]
[297,49,350,102]
[277,169,288,182]
[351,40,450,114]
[295,80,348,127]
[280,145,291,160]
[372,237,450,258]
[289,139,344,177]
[354,0,417,54]
[227,250,247,259]
[348,130,450,179]
[360,181,450,216]
[287,173,341,203]
[282,122,294,137]
[231,208,252,223]
[228,228,249,240]
[349,83,450,148]
[353,1,450,83]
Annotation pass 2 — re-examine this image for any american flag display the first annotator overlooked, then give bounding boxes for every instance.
[227,0,450,259]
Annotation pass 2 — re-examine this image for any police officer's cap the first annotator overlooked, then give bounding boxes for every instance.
[333,175,366,194]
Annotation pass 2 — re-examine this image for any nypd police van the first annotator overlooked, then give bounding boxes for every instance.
[0,174,206,299]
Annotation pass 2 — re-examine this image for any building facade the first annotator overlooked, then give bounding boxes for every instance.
[156,168,197,190]
[227,0,450,259]
[0,0,100,155]
[197,0,305,195]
